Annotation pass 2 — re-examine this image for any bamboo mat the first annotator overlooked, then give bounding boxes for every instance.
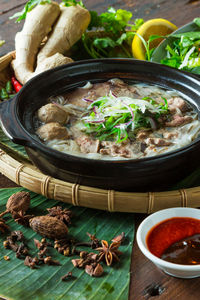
[1,51,200,213]
[1,148,200,213]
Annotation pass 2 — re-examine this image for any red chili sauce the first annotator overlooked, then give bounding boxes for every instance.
[146,217,200,265]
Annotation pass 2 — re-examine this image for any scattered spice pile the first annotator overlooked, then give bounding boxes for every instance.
[0,191,125,280]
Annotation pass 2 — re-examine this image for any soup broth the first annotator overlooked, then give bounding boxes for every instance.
[35,79,200,160]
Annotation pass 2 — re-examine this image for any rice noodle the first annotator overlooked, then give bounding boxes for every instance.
[35,81,200,160]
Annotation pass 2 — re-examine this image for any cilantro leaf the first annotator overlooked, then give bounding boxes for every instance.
[88,11,101,30]
[161,58,180,68]
[116,33,128,45]
[157,23,200,75]
[130,18,144,31]
[93,37,117,49]
[10,0,52,22]
[62,0,85,8]
[83,7,144,59]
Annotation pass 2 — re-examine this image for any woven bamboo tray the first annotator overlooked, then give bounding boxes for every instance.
[1,51,200,213]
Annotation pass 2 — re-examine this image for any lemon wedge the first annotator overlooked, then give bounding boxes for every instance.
[132,18,177,60]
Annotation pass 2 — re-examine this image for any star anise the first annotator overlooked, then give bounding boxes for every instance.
[96,240,123,266]
[12,211,34,227]
[0,218,9,233]
[47,206,72,225]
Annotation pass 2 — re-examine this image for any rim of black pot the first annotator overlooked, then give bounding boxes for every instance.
[13,58,200,165]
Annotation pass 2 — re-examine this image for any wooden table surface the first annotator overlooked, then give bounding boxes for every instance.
[1,1,200,299]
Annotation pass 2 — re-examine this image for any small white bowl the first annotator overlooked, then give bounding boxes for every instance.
[136,207,200,278]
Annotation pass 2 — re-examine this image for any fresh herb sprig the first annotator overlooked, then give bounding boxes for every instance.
[160,27,200,74]
[150,18,200,75]
[133,33,163,61]
[10,0,52,22]
[10,1,143,59]
[82,8,144,58]
[10,0,85,23]
[62,0,84,7]
[135,17,200,74]
[79,94,169,143]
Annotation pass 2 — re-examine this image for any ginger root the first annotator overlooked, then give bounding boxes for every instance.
[37,5,91,64]
[12,2,60,84]
[34,53,73,75]
[12,3,91,85]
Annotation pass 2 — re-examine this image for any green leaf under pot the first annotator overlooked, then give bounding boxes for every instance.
[0,127,29,161]
[0,187,134,300]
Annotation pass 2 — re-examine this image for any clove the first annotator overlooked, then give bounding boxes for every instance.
[61,272,75,281]
[43,256,60,266]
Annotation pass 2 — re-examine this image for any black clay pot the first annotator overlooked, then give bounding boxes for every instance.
[0,59,200,192]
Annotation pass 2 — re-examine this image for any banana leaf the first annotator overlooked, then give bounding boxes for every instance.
[0,127,29,161]
[0,188,135,300]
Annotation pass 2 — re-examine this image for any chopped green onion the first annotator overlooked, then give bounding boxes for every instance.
[79,94,170,143]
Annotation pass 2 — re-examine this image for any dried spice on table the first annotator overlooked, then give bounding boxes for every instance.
[16,243,29,259]
[34,237,52,260]
[1,191,125,279]
[0,191,31,218]
[86,232,101,248]
[0,191,33,228]
[47,206,73,225]
[3,230,29,259]
[29,215,68,239]
[71,252,98,268]
[3,255,10,261]
[0,218,9,233]
[95,240,123,266]
[34,237,52,250]
[7,191,30,214]
[44,256,61,266]
[24,237,60,269]
[61,271,74,281]
[53,232,100,257]
[85,263,104,277]
[24,256,39,269]
[54,238,75,256]
[69,233,124,276]
[112,232,125,243]
[71,250,104,277]
[12,211,34,227]
[11,230,25,242]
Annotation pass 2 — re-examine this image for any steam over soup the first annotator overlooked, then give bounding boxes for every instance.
[35,79,200,160]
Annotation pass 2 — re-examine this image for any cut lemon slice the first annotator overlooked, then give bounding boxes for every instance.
[132,18,177,60]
